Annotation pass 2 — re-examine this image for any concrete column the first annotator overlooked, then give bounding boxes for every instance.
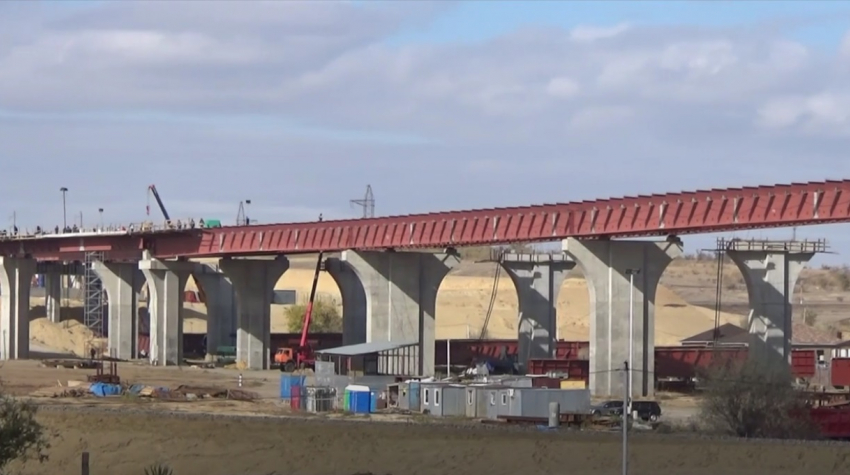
[139,256,192,366]
[219,257,289,370]
[193,263,236,358]
[564,238,682,397]
[498,253,575,370]
[727,248,814,369]
[94,262,143,360]
[0,257,36,360]
[324,257,367,346]
[339,250,460,376]
[44,272,61,323]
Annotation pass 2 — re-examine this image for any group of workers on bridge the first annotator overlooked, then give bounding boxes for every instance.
[0,217,210,241]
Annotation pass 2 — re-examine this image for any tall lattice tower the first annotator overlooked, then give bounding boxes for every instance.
[83,251,106,339]
[350,185,375,218]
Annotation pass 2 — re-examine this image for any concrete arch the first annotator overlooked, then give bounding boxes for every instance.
[563,238,683,397]
[321,250,460,376]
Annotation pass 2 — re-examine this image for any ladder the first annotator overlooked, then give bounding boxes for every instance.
[83,251,106,339]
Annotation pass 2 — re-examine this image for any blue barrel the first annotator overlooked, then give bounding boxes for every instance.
[369,389,378,413]
[279,375,306,399]
[351,390,371,414]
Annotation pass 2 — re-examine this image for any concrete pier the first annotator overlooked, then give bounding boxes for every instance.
[219,257,288,370]
[193,263,237,360]
[139,256,193,366]
[44,272,61,323]
[0,257,35,360]
[94,262,144,360]
[564,238,682,397]
[331,250,459,376]
[498,252,574,369]
[724,239,823,370]
[324,257,368,346]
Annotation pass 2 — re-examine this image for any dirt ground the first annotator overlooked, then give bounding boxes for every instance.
[9,406,850,475]
[0,361,847,475]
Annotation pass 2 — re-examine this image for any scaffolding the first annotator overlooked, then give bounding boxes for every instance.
[83,251,106,339]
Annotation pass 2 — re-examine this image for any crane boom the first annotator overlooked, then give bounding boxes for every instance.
[147,184,171,221]
[299,251,323,349]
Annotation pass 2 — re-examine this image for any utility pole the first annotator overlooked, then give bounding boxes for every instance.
[350,185,375,218]
[60,187,68,229]
[622,360,630,475]
[625,268,640,402]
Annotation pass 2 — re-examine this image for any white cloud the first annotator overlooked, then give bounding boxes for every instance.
[570,106,634,130]
[546,77,580,99]
[757,92,850,133]
[569,23,630,43]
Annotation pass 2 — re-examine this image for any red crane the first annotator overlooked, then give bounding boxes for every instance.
[274,251,323,372]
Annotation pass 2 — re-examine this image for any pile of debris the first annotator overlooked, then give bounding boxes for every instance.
[50,382,259,402]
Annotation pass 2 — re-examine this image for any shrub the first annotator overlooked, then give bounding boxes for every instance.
[697,357,819,439]
[0,388,50,472]
[284,298,342,333]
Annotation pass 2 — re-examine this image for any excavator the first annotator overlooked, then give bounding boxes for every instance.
[275,251,323,372]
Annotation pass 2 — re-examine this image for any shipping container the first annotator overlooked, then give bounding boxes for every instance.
[420,383,466,417]
[498,388,591,419]
[809,407,850,438]
[464,385,504,420]
[832,358,850,387]
[655,347,747,379]
[791,350,816,377]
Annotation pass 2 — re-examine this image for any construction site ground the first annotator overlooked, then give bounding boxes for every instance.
[0,361,846,475]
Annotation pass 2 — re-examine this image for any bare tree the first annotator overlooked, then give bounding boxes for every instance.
[0,386,50,473]
[697,357,819,439]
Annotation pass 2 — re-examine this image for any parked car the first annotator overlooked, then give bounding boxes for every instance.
[590,400,662,421]
[590,400,625,417]
[631,400,662,422]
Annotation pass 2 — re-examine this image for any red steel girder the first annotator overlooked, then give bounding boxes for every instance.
[162,179,850,258]
[2,179,850,260]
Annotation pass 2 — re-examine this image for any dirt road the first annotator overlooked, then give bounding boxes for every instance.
[5,406,848,475]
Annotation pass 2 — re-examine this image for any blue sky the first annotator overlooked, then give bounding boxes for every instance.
[1,0,850,265]
[389,1,850,50]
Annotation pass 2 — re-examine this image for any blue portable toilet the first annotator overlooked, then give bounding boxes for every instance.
[348,385,371,414]
[280,374,307,399]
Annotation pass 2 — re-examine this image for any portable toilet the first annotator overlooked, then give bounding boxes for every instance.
[348,385,371,414]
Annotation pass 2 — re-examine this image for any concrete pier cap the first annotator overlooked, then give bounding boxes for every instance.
[562,237,684,397]
[720,238,826,370]
[495,251,575,370]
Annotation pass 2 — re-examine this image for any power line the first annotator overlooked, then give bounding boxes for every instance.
[350,185,375,218]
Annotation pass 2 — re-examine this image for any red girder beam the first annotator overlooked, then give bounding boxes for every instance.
[169,179,850,258]
[2,179,849,260]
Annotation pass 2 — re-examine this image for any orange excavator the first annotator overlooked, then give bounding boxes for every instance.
[275,251,323,372]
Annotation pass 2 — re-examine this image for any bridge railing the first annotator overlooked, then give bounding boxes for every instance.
[0,217,212,241]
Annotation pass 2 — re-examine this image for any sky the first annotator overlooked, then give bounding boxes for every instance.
[2,0,850,265]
